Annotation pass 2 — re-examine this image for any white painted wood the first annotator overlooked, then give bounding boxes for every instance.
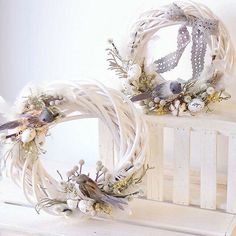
[199,130,217,210]
[1,199,235,236]
[173,127,190,205]
[146,121,164,201]
[227,134,236,213]
[0,203,198,236]
[226,215,236,236]
[126,199,235,236]
[145,114,236,136]
[98,120,114,171]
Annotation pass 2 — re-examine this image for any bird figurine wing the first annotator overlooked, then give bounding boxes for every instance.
[0,120,22,131]
[77,174,127,210]
[130,91,152,102]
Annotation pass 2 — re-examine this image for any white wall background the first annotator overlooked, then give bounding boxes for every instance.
[0,0,235,172]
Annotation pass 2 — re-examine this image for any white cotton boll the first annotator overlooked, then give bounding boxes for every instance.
[188,99,205,112]
[21,128,36,143]
[127,64,142,80]
[67,199,78,209]
[78,200,95,215]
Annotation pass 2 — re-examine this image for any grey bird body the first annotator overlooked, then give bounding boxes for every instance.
[76,174,127,210]
[0,107,58,131]
[131,81,182,102]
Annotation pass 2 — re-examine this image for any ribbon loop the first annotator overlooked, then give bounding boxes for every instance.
[154,3,219,79]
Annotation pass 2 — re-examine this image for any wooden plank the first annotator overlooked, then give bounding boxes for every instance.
[200,130,217,210]
[98,120,114,171]
[0,203,200,236]
[126,199,234,236]
[173,127,190,205]
[227,134,236,213]
[146,121,164,201]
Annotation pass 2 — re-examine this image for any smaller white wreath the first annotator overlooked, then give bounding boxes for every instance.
[0,80,149,217]
[107,1,234,116]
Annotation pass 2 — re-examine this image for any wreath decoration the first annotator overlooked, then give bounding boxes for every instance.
[107,1,234,116]
[0,81,149,217]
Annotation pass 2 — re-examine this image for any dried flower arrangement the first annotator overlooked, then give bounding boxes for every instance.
[0,81,149,217]
[107,2,234,116]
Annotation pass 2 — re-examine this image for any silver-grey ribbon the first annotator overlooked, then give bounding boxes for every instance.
[154,25,190,74]
[154,3,218,79]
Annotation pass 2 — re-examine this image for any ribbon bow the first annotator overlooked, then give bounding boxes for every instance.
[154,3,218,79]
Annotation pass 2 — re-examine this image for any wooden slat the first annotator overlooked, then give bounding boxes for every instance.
[227,134,236,213]
[98,120,114,170]
[173,127,190,205]
[200,130,217,210]
[146,122,164,201]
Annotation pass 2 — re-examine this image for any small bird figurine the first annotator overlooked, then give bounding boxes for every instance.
[76,174,127,210]
[0,107,58,132]
[131,80,182,102]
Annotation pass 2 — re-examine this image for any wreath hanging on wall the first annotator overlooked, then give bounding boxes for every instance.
[107,1,234,116]
[0,81,149,217]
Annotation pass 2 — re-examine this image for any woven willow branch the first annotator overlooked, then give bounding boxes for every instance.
[1,80,148,216]
[128,0,234,74]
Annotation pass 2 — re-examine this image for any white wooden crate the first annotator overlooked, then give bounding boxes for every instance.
[99,111,236,235]
[1,112,236,236]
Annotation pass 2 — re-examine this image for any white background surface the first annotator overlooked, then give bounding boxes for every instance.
[0,0,235,169]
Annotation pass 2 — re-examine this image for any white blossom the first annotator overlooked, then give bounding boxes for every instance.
[127,64,142,81]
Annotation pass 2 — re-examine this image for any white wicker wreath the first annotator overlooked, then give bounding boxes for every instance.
[0,80,149,217]
[107,1,234,116]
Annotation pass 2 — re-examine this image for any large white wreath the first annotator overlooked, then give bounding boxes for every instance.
[0,80,149,217]
[107,1,234,116]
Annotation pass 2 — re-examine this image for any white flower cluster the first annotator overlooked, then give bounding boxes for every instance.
[122,63,156,96]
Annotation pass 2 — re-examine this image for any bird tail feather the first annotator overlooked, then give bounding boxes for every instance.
[104,194,128,210]
[130,92,151,102]
[0,120,21,131]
